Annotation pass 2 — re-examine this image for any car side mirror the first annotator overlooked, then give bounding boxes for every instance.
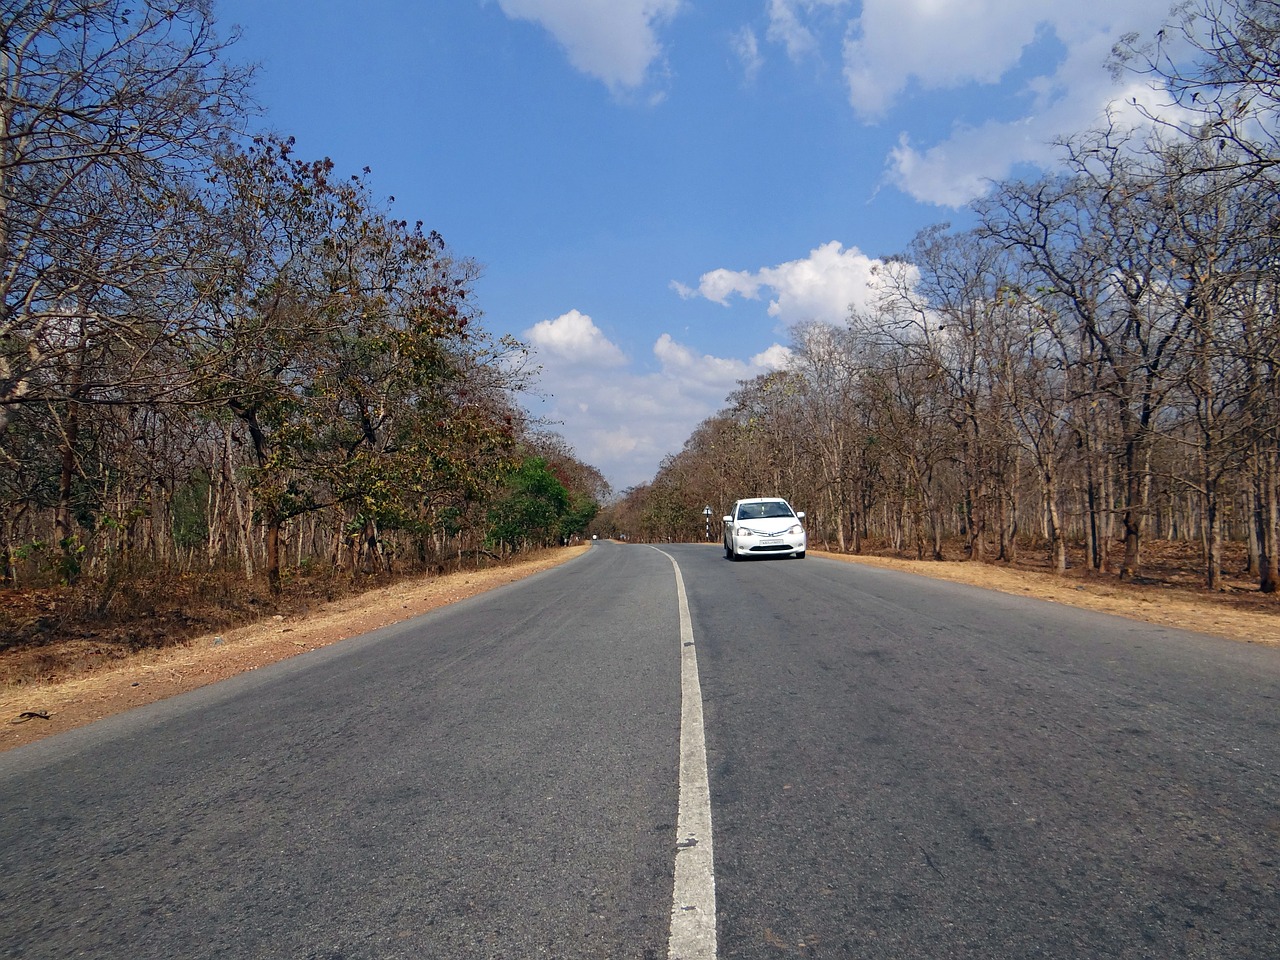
[722,516,732,523]
[796,511,805,519]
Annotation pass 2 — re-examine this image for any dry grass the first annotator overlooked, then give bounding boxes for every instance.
[0,557,513,686]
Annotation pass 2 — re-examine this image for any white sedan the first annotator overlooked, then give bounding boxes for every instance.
[723,498,806,560]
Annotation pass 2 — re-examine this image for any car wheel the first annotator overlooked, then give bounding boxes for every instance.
[795,550,806,559]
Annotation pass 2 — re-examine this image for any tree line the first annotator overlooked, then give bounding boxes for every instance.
[606,0,1280,593]
[0,0,605,606]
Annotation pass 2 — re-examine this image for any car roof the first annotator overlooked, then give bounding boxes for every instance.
[734,497,791,504]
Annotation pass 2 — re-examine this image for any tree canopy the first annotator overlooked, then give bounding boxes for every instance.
[0,2,607,605]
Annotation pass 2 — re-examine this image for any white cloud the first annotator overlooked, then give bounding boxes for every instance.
[731,25,763,83]
[524,309,627,367]
[766,0,849,62]
[830,0,1194,204]
[496,0,682,92]
[752,343,794,369]
[885,79,1198,207]
[525,321,788,488]
[683,267,764,306]
[654,332,760,390]
[843,0,1047,120]
[887,123,1049,208]
[675,241,883,326]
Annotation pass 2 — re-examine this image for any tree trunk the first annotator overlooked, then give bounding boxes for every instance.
[1119,439,1144,580]
[1082,433,1109,573]
[1257,446,1279,594]
[1245,486,1260,575]
[1205,487,1222,591]
[1202,442,1222,590]
[55,399,81,583]
[265,511,282,594]
[2,514,16,586]
[150,477,170,568]
[363,518,383,574]
[1046,473,1067,575]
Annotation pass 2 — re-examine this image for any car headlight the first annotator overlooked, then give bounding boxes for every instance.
[787,524,803,535]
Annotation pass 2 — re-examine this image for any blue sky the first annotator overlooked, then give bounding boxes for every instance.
[215,0,1184,492]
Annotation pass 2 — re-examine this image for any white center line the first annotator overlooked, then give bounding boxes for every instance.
[652,547,717,960]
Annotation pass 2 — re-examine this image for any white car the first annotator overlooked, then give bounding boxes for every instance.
[723,498,806,560]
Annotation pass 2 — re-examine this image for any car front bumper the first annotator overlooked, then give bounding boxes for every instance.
[728,532,806,556]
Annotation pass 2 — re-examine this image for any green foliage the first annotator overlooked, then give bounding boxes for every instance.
[486,457,588,549]
[172,475,211,550]
[559,493,600,540]
[55,536,85,584]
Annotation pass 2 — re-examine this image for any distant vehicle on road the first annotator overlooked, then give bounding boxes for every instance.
[722,498,806,560]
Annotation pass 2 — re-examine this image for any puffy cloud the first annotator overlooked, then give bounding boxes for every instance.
[683,267,764,306]
[524,309,627,367]
[887,124,1047,208]
[525,320,789,488]
[496,0,682,92]
[843,0,1046,120]
[833,0,1192,204]
[653,333,758,393]
[675,241,883,326]
[752,343,794,370]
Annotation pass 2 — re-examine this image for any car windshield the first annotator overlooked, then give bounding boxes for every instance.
[737,502,794,520]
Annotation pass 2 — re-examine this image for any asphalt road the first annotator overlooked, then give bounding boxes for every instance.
[2,541,1278,959]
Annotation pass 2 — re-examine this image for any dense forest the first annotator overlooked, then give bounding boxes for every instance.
[605,0,1280,593]
[0,0,606,623]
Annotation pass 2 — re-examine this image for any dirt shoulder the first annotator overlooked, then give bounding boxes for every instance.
[4,542,1278,754]
[818,551,1280,645]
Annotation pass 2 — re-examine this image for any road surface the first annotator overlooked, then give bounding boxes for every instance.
[3,541,1278,958]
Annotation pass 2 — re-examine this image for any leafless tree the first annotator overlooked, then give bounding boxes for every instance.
[981,127,1196,580]
[1112,0,1279,185]
[1,0,252,436]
